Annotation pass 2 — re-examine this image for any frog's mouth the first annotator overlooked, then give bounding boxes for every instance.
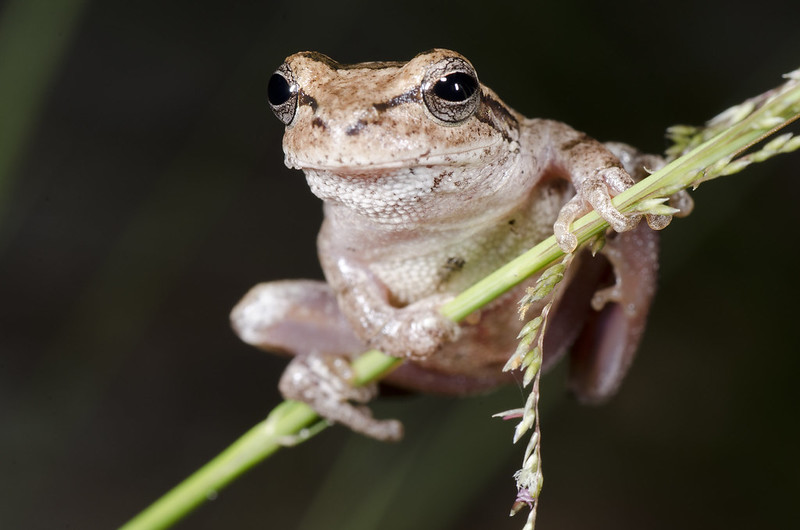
[285,139,511,177]
[295,165,409,179]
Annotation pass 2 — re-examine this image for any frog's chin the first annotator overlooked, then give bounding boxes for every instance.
[302,164,467,222]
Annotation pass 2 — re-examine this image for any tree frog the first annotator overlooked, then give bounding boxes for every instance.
[231,49,690,441]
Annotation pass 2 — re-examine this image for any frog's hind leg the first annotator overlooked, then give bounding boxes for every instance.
[230,280,403,441]
[567,223,659,403]
[231,280,365,356]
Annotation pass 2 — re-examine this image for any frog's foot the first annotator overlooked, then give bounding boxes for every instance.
[280,354,404,442]
[567,223,659,402]
[370,294,460,362]
[554,166,640,252]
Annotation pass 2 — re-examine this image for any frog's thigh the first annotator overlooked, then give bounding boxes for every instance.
[230,279,364,356]
[568,224,659,403]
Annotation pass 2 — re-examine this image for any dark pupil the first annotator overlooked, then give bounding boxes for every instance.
[268,73,292,106]
[433,72,477,102]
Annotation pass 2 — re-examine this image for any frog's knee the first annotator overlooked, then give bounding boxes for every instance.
[567,225,658,402]
[231,280,363,356]
[567,301,641,403]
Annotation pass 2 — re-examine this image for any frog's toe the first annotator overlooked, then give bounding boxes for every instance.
[554,196,583,253]
[279,354,404,442]
[645,213,672,230]
[641,189,694,231]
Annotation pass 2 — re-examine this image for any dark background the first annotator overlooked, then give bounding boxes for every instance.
[2,0,799,528]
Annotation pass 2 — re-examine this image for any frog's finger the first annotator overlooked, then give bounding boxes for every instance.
[279,354,404,442]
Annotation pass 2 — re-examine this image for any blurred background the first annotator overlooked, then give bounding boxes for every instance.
[2,0,799,528]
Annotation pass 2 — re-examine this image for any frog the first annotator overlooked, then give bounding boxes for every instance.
[231,49,691,441]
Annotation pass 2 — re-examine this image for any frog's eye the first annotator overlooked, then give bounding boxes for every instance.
[268,63,298,125]
[422,58,480,124]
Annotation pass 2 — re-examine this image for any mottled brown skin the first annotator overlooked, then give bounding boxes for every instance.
[231,49,683,441]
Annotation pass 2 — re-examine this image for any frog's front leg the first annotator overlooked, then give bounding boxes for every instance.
[544,121,674,252]
[279,353,403,441]
[231,280,402,441]
[321,252,461,361]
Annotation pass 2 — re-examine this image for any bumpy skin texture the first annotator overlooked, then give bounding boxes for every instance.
[231,49,681,441]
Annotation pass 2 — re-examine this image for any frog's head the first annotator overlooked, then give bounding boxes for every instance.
[268,49,521,171]
[266,49,523,225]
